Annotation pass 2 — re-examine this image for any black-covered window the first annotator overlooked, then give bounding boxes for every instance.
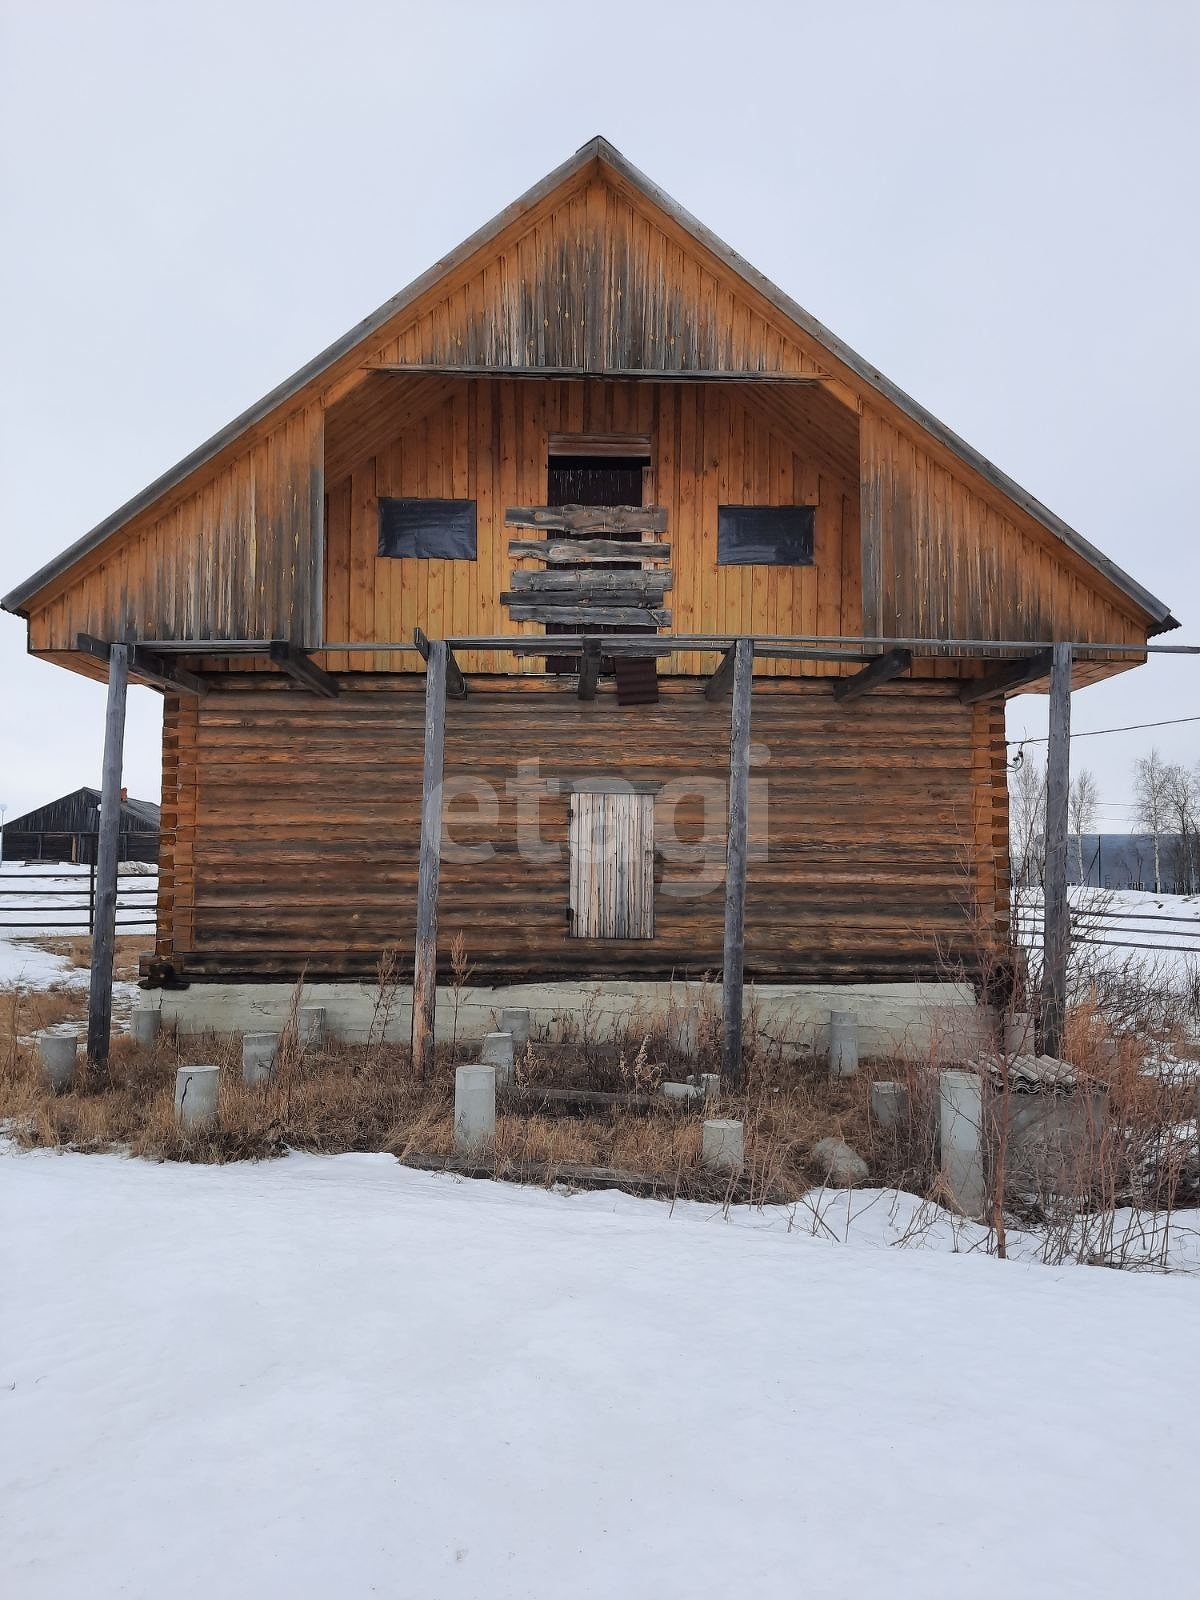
[378,497,477,560]
[717,505,815,566]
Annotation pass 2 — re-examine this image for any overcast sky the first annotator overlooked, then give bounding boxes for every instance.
[1,0,1196,831]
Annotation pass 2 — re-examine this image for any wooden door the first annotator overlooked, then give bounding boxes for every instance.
[568,790,655,939]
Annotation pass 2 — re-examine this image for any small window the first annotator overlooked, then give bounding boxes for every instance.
[717,505,815,566]
[378,497,477,560]
[568,791,655,940]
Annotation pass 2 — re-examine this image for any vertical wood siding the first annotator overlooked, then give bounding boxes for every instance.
[569,791,655,939]
[26,406,324,652]
[859,404,1146,654]
[322,379,859,676]
[159,676,1008,984]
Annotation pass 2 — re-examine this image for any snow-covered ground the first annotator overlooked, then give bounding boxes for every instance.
[0,860,156,997]
[1016,886,1200,986]
[2,1148,1198,1599]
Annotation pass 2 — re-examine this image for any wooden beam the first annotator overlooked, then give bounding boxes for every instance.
[87,643,129,1072]
[704,644,737,701]
[505,569,672,597]
[722,638,754,1088]
[505,604,670,629]
[577,639,601,701]
[413,627,468,698]
[508,538,671,565]
[1041,642,1072,1058]
[502,586,667,610]
[268,641,339,698]
[378,364,828,387]
[129,645,206,696]
[411,640,447,1080]
[506,504,668,535]
[832,647,912,703]
[959,650,1053,704]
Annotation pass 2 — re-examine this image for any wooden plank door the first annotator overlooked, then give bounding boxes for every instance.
[568,791,655,939]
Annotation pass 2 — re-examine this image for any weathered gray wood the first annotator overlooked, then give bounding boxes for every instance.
[413,626,468,699]
[510,640,676,658]
[1041,642,1072,1058]
[506,569,673,596]
[129,645,207,697]
[87,643,129,1069]
[77,632,207,697]
[722,638,754,1088]
[506,503,668,534]
[832,646,912,702]
[505,604,671,628]
[411,641,447,1080]
[958,650,1053,704]
[703,644,737,701]
[508,539,670,565]
[268,640,339,698]
[577,639,601,701]
[502,587,667,609]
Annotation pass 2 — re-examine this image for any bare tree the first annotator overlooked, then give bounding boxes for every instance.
[1164,762,1199,895]
[1068,767,1100,884]
[1009,749,1046,890]
[1133,749,1171,893]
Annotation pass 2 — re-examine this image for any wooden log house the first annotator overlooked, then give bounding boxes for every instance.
[2,138,1178,1067]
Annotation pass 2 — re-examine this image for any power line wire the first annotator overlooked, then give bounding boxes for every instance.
[1007,713,1200,747]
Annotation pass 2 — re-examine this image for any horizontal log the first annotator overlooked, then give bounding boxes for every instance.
[505,569,673,596]
[504,605,670,628]
[506,504,668,535]
[508,539,671,564]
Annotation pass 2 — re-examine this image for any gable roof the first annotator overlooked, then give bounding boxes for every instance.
[1,136,1177,632]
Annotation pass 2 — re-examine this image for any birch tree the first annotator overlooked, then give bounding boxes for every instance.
[1009,750,1046,890]
[1164,762,1199,894]
[1133,749,1170,893]
[1068,767,1099,883]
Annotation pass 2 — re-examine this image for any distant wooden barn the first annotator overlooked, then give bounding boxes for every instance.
[1,788,160,864]
[0,138,1179,1068]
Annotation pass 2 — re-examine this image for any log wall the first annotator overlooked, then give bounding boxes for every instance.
[156,675,1009,984]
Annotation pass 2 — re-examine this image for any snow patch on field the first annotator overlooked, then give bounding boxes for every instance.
[1,1147,1198,1598]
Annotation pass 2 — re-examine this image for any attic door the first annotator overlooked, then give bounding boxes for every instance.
[568,790,655,939]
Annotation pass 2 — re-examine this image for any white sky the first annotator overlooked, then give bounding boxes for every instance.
[1,0,1196,829]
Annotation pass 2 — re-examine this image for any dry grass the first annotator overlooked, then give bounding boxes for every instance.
[27,935,144,982]
[2,951,1197,1228]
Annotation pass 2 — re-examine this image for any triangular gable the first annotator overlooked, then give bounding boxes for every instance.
[2,136,1176,634]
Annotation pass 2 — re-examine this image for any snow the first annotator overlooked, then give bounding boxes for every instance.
[2,1148,1198,1598]
[0,861,155,1012]
[1015,886,1200,980]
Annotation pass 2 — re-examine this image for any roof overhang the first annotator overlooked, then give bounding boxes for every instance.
[1,136,1179,635]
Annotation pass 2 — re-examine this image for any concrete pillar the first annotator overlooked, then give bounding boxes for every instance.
[37,1032,78,1093]
[299,1007,326,1049]
[871,1080,908,1130]
[702,1118,744,1175]
[1003,1011,1033,1057]
[939,1069,987,1220]
[454,1064,496,1155]
[130,1007,160,1047]
[697,1072,721,1102]
[174,1065,220,1132]
[828,1010,859,1078]
[499,1008,530,1053]
[480,1031,515,1088]
[242,1032,279,1086]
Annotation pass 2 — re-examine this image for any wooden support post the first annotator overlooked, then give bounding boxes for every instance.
[722,638,754,1088]
[704,643,738,701]
[87,643,129,1070]
[413,627,468,698]
[411,640,448,1080]
[577,638,601,701]
[832,646,912,702]
[1041,642,1072,1058]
